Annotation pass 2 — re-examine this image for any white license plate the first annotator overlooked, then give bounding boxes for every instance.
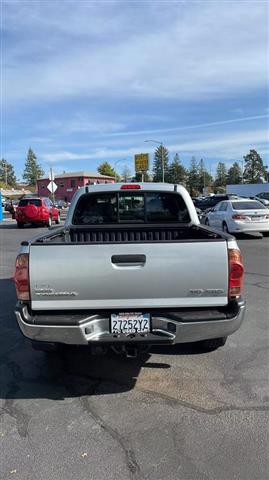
[251,216,264,222]
[111,313,150,334]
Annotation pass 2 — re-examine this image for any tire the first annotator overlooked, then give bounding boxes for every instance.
[198,337,227,352]
[222,222,229,233]
[47,216,52,228]
[55,213,61,225]
[261,232,269,237]
[17,222,24,229]
[31,340,60,353]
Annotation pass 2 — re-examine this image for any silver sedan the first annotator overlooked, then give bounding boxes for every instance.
[205,199,269,235]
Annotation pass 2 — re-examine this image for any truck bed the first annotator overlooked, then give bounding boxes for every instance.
[23,223,230,311]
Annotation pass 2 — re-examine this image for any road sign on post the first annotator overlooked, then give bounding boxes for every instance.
[134,153,149,173]
[47,181,58,193]
[48,168,57,204]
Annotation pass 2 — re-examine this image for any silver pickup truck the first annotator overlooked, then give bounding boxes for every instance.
[14,183,245,356]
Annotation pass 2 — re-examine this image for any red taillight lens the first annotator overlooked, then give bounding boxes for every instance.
[228,249,244,299]
[232,214,247,220]
[14,254,30,301]
[120,184,141,190]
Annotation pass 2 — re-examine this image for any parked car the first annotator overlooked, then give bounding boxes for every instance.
[5,199,19,213]
[253,192,269,207]
[15,197,60,228]
[204,199,269,235]
[193,194,240,211]
[55,199,68,209]
[14,183,245,357]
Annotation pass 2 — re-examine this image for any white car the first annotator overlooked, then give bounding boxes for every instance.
[205,199,269,235]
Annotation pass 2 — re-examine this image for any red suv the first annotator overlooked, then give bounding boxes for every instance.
[15,197,60,228]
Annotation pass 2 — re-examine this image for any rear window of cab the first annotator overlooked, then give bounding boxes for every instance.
[73,192,191,225]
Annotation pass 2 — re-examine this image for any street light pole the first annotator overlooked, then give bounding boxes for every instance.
[5,162,8,187]
[144,140,165,182]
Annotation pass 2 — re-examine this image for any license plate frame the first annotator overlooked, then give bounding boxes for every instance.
[110,312,151,335]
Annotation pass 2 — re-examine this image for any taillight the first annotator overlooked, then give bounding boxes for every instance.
[232,214,247,220]
[120,184,141,190]
[14,254,30,301]
[228,249,244,299]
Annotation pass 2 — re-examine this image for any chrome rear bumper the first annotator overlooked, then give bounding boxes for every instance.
[15,301,246,345]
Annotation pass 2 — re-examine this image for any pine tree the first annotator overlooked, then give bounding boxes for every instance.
[243,149,266,183]
[187,156,200,196]
[0,158,17,187]
[168,153,187,185]
[214,162,227,190]
[227,162,242,184]
[152,145,169,182]
[97,161,116,178]
[23,148,44,186]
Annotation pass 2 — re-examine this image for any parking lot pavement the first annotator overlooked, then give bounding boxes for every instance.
[0,224,268,480]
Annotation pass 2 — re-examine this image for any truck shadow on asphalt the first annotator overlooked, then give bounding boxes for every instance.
[1,278,209,401]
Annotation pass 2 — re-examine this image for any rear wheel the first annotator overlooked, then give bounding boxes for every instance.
[17,221,24,228]
[198,337,227,352]
[47,216,52,228]
[222,222,229,233]
[55,213,61,224]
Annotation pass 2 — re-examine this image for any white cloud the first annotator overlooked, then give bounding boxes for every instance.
[3,1,268,103]
[41,128,269,165]
[43,151,91,162]
[104,114,269,138]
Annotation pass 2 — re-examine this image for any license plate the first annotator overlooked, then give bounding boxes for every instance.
[111,312,150,334]
[251,216,264,222]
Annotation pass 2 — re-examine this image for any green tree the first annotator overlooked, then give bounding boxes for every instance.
[243,149,266,183]
[187,156,200,196]
[0,158,17,187]
[168,153,187,185]
[23,148,44,186]
[214,162,227,190]
[227,162,242,184]
[152,145,169,182]
[97,161,116,178]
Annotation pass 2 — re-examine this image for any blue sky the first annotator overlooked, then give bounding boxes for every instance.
[2,0,269,180]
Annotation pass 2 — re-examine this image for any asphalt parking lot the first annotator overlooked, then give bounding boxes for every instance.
[0,218,268,480]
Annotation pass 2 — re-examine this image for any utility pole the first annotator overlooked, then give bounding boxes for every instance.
[5,161,8,187]
[241,159,244,184]
[161,143,164,183]
[50,167,55,204]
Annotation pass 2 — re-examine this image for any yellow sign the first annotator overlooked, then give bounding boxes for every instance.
[134,153,149,172]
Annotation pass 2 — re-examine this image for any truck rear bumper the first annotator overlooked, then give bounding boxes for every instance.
[15,301,246,345]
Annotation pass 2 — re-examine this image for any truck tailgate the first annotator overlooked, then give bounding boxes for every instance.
[29,241,228,310]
